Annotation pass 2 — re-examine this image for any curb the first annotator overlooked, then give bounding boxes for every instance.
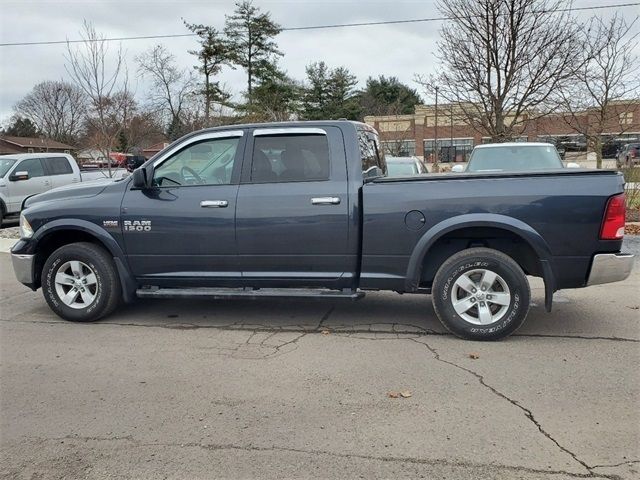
[0,238,17,254]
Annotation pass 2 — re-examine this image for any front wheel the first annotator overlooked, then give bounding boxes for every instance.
[42,242,122,322]
[431,247,531,341]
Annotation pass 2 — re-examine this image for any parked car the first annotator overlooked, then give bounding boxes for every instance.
[11,121,634,340]
[451,143,580,173]
[0,153,126,225]
[616,143,640,168]
[386,156,428,176]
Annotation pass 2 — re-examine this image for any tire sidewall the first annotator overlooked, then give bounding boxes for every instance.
[42,247,108,322]
[435,254,529,340]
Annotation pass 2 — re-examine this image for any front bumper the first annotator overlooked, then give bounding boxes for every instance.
[586,253,635,286]
[11,253,35,287]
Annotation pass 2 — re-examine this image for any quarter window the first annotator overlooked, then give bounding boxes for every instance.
[45,157,73,175]
[153,137,240,187]
[358,128,385,178]
[250,134,330,183]
[15,158,45,178]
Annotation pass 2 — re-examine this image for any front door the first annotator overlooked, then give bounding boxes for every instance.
[121,130,245,285]
[235,126,354,288]
[7,157,51,211]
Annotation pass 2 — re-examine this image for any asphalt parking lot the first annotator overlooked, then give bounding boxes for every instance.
[1,238,639,480]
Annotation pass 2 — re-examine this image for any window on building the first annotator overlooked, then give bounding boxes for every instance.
[382,140,416,157]
[481,136,528,144]
[424,138,474,163]
[619,112,633,125]
[250,134,330,183]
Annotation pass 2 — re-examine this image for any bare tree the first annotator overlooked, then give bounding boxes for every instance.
[136,45,196,140]
[416,0,583,142]
[559,14,640,168]
[14,80,87,145]
[65,20,130,175]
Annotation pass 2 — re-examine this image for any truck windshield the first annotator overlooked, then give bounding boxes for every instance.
[0,158,16,178]
[387,162,417,176]
[468,145,563,172]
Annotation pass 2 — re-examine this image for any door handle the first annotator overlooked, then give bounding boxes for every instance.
[311,196,341,205]
[200,200,228,208]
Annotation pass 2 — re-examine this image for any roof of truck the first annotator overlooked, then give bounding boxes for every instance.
[0,152,75,160]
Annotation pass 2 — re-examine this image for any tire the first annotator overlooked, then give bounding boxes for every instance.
[431,247,531,341]
[41,242,122,322]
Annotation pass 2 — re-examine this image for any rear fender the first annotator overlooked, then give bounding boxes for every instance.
[405,213,556,311]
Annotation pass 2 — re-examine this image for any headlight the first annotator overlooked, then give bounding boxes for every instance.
[19,213,34,239]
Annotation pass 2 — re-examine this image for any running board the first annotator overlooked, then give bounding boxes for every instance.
[136,287,365,300]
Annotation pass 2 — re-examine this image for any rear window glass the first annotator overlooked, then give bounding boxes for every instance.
[46,157,73,175]
[468,145,563,172]
[251,134,330,183]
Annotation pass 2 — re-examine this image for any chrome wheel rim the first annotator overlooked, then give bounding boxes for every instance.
[54,261,98,309]
[451,269,511,326]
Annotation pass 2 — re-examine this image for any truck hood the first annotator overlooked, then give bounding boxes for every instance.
[24,178,117,208]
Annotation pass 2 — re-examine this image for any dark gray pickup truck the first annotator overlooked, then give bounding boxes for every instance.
[11,121,634,340]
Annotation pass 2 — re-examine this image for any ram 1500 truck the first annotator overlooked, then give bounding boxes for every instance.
[10,121,635,340]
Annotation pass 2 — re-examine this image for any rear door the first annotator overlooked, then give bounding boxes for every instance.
[6,158,51,212]
[43,156,79,189]
[235,126,355,287]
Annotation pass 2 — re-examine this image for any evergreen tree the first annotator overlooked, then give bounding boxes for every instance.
[2,116,39,137]
[357,76,422,117]
[224,0,282,104]
[184,21,230,123]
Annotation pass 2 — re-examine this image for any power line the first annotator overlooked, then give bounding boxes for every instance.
[1,2,638,47]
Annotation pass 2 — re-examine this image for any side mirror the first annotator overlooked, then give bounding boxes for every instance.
[132,167,149,188]
[9,171,29,181]
[451,165,465,173]
[566,162,580,169]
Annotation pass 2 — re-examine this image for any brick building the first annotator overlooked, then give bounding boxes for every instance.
[364,100,640,162]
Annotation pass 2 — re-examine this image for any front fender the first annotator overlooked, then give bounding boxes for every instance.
[26,219,136,303]
[405,214,555,309]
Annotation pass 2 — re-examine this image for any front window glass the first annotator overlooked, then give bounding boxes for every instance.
[0,158,16,177]
[153,137,240,186]
[467,145,563,172]
[15,158,45,178]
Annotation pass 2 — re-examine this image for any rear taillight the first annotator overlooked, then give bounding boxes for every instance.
[600,193,626,240]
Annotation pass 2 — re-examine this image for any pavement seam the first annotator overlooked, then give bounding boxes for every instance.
[409,338,621,480]
[2,317,638,343]
[28,435,620,479]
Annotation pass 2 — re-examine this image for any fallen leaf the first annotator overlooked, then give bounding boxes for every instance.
[469,353,480,359]
[399,390,412,398]
[387,391,399,398]
[321,329,331,335]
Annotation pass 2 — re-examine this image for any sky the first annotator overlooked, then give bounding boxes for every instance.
[0,0,638,124]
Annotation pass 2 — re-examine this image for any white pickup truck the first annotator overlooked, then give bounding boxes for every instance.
[0,153,127,225]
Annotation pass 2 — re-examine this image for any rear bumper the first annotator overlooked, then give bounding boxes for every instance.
[11,253,35,288]
[586,253,634,286]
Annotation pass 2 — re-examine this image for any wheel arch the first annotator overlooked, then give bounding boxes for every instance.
[405,214,556,311]
[31,220,136,302]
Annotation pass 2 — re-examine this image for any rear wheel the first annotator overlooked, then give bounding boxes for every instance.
[431,247,530,340]
[42,242,121,322]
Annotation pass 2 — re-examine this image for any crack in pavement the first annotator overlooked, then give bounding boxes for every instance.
[2,317,638,343]
[409,338,624,480]
[20,435,621,479]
